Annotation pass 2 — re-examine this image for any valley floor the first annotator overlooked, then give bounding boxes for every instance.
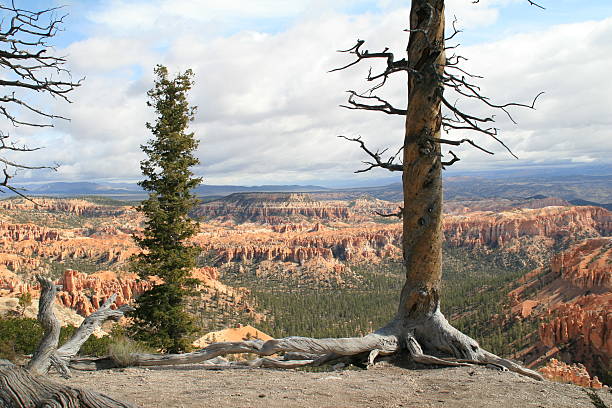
[55,364,610,408]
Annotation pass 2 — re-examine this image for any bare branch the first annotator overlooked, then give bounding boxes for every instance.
[441,150,460,168]
[0,132,42,152]
[0,2,81,194]
[526,1,546,10]
[338,135,403,173]
[443,70,544,124]
[473,0,545,9]
[329,39,414,93]
[431,137,494,155]
[0,168,37,204]
[340,91,406,115]
[445,15,462,42]
[440,96,518,159]
[375,206,403,219]
[0,156,56,170]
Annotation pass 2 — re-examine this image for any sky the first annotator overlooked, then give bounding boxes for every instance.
[3,0,612,187]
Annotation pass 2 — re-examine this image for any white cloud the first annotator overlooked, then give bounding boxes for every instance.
[441,17,612,171]
[7,2,611,186]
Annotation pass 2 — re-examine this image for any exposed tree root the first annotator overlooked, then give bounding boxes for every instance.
[68,309,542,381]
[412,309,543,380]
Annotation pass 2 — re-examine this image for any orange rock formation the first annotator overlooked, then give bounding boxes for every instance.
[539,294,611,368]
[193,223,403,267]
[509,238,611,385]
[57,269,151,315]
[444,206,611,248]
[0,197,128,217]
[550,238,611,289]
[193,324,272,348]
[0,222,61,242]
[194,192,400,224]
[540,359,603,389]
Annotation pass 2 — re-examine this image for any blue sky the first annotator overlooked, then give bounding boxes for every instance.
[2,0,612,187]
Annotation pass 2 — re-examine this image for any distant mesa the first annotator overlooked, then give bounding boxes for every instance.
[193,192,400,224]
[8,172,611,205]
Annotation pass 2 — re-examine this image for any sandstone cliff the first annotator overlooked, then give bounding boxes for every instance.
[539,359,603,389]
[0,197,128,217]
[444,206,611,248]
[0,266,260,321]
[194,192,401,224]
[199,225,403,265]
[507,238,611,384]
[1,221,138,270]
[57,269,151,316]
[550,237,611,289]
[193,324,272,348]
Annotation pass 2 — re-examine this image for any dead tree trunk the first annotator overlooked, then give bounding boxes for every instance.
[0,362,135,408]
[0,277,135,408]
[399,0,447,328]
[395,0,486,362]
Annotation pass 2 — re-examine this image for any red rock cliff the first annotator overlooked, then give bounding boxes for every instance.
[508,238,611,384]
[550,238,611,289]
[444,206,611,248]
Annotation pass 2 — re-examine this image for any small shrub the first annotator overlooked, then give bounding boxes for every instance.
[108,336,152,367]
[0,340,19,363]
[0,317,44,361]
[0,317,115,362]
[17,292,32,315]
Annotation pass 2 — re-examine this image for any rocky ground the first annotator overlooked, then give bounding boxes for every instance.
[56,364,611,408]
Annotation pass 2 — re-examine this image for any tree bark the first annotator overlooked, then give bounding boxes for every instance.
[398,0,446,323]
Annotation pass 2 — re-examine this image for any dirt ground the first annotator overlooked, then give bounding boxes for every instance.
[55,364,611,408]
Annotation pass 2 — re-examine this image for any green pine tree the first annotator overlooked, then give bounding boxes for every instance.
[130,65,202,353]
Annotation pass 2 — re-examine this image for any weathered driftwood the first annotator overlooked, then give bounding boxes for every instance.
[0,276,135,407]
[0,361,135,408]
[70,317,542,380]
[26,277,134,379]
[27,277,62,376]
[54,294,133,377]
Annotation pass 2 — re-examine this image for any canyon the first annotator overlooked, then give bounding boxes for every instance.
[0,195,610,386]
